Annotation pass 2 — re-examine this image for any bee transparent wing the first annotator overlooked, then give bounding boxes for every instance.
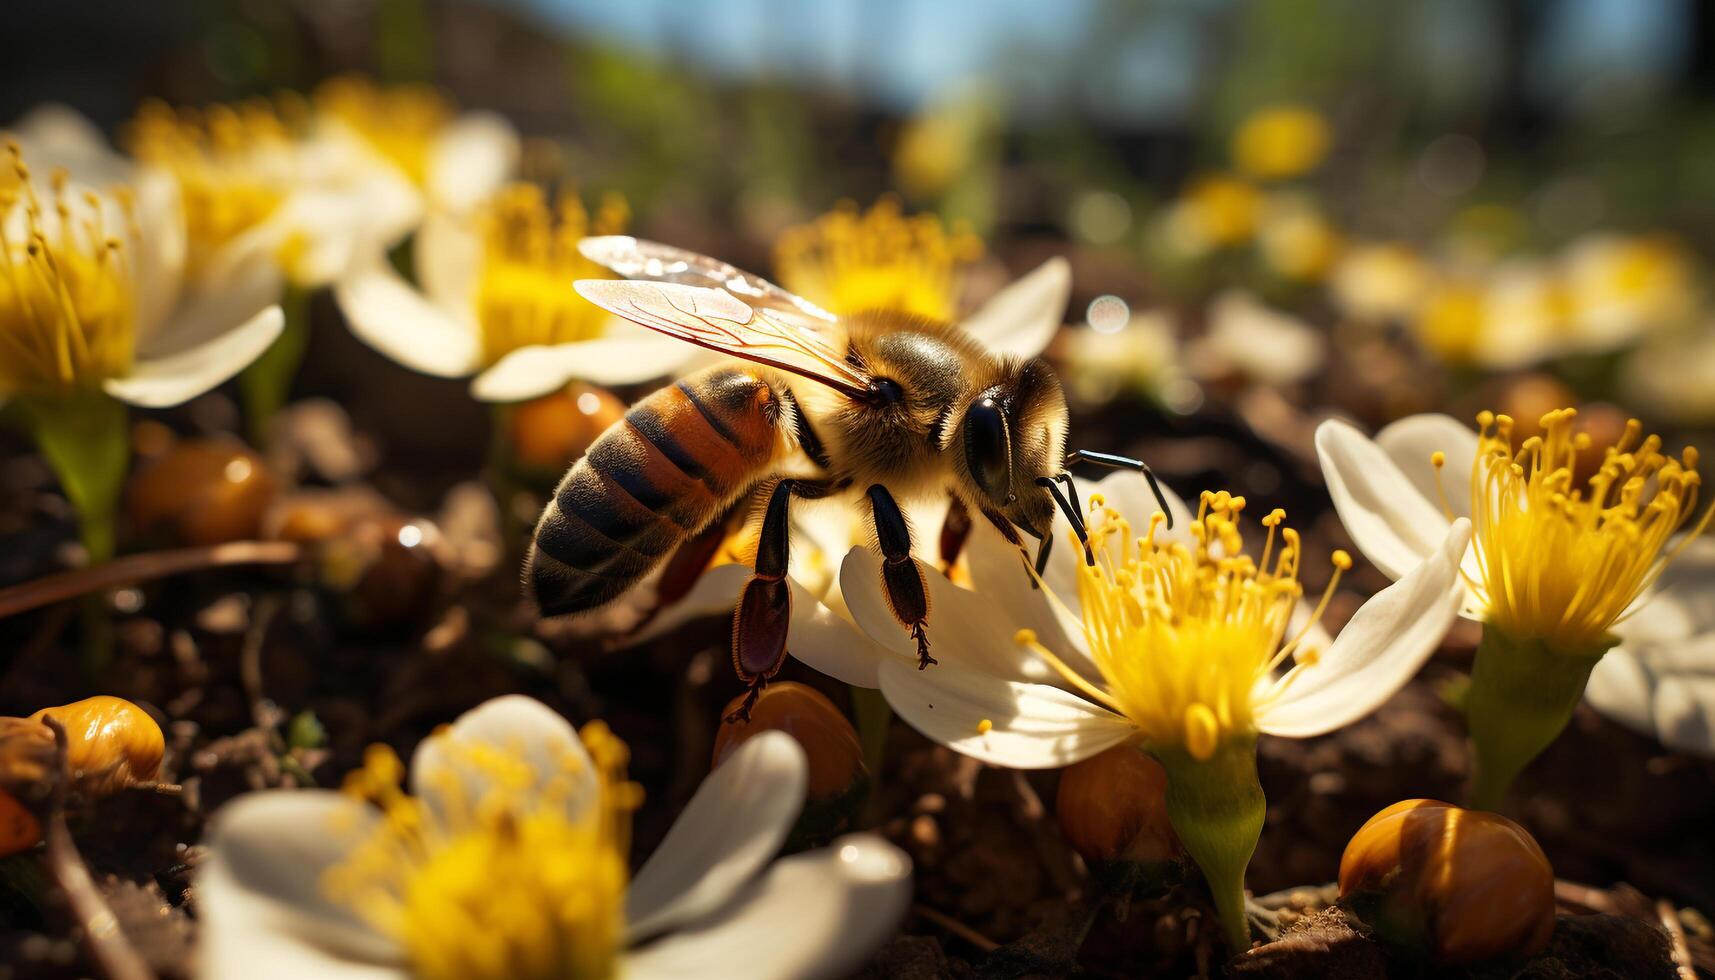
[578,236,838,322]
[573,279,874,400]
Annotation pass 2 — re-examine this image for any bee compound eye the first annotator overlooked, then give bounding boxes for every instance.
[963,395,1013,499]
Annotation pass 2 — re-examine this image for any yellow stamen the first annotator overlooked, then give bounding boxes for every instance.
[124,98,298,277]
[976,718,993,735]
[773,197,981,321]
[322,722,641,980]
[1023,492,1349,756]
[473,183,629,366]
[1464,407,1713,652]
[315,75,452,187]
[0,145,137,397]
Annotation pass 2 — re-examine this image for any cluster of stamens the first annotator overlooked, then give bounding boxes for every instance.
[125,98,298,274]
[322,722,641,980]
[1018,491,1349,760]
[773,196,981,321]
[473,183,629,365]
[1437,408,1712,652]
[315,75,452,187]
[0,143,137,396]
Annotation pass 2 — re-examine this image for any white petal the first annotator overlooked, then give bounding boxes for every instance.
[470,330,699,401]
[842,548,1071,686]
[958,257,1070,359]
[6,104,134,186]
[1584,648,1658,738]
[626,731,807,939]
[877,658,1135,769]
[625,834,911,980]
[136,239,282,359]
[1616,535,1715,644]
[428,112,520,213]
[335,261,481,377]
[1315,418,1459,582]
[1653,658,1715,756]
[409,695,595,828]
[127,171,189,340]
[197,791,401,975]
[416,212,481,312]
[1259,518,1471,737]
[1374,413,1478,523]
[1205,290,1325,385]
[106,306,284,408]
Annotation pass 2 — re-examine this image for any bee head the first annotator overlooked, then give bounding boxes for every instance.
[955,357,1067,539]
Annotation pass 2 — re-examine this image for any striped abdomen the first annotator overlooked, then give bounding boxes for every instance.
[528,367,783,615]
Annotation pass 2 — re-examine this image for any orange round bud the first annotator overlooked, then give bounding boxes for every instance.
[27,696,165,798]
[508,384,626,475]
[1340,799,1555,964]
[714,683,865,802]
[127,437,277,546]
[0,790,39,857]
[1056,745,1180,866]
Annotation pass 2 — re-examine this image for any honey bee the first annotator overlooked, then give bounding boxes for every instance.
[527,237,1169,717]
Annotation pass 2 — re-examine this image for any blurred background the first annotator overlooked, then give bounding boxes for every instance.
[6,0,1714,500]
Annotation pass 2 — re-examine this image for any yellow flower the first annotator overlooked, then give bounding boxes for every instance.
[1452,409,1711,652]
[773,197,981,321]
[1329,242,1431,325]
[324,722,639,980]
[315,76,452,189]
[1257,196,1340,281]
[1231,104,1330,181]
[1163,174,1262,255]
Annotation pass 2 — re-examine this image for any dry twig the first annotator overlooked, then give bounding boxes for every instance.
[0,542,301,621]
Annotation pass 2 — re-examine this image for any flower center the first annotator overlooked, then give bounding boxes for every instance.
[1439,408,1711,652]
[473,183,629,366]
[322,722,641,980]
[773,197,980,322]
[125,99,295,278]
[315,76,451,188]
[0,145,137,397]
[1020,491,1348,759]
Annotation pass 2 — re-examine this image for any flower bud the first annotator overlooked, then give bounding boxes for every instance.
[507,384,626,477]
[714,683,868,847]
[1056,745,1180,869]
[127,437,278,546]
[1339,799,1555,964]
[28,696,166,798]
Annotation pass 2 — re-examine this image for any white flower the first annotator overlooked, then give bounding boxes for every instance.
[847,469,1470,768]
[1197,289,1324,386]
[1561,233,1696,353]
[1620,322,1715,426]
[0,139,281,409]
[336,185,699,401]
[196,695,911,980]
[1329,242,1430,326]
[312,75,519,244]
[1316,411,1715,753]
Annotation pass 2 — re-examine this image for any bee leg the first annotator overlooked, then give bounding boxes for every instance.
[867,484,936,670]
[728,478,833,722]
[938,494,973,574]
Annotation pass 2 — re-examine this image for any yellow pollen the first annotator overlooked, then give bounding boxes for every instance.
[125,98,299,277]
[1463,407,1714,652]
[321,722,641,980]
[0,144,137,397]
[1023,491,1351,756]
[473,183,629,366]
[773,196,981,321]
[976,718,993,735]
[315,75,452,187]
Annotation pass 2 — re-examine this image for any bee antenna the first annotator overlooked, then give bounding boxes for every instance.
[1035,476,1094,566]
[1062,449,1174,529]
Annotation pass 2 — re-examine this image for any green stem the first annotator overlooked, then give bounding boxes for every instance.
[850,685,891,784]
[1149,737,1264,953]
[487,403,526,557]
[1465,625,1610,811]
[12,393,129,678]
[240,285,310,447]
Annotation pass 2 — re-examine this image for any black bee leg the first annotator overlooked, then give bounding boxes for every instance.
[867,484,935,670]
[1063,448,1174,529]
[727,478,831,722]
